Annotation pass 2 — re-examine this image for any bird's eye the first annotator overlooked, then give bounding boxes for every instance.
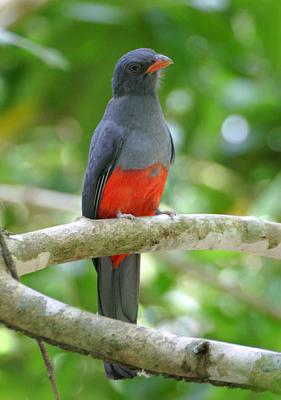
[128,63,141,74]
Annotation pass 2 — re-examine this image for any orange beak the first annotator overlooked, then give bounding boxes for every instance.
[145,54,173,74]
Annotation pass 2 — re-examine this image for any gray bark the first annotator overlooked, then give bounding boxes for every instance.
[4,214,281,276]
[1,214,281,393]
[0,266,281,393]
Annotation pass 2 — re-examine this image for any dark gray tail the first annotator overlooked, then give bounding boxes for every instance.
[94,254,140,380]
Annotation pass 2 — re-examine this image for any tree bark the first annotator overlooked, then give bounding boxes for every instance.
[1,214,281,393]
[0,266,281,393]
[4,214,281,276]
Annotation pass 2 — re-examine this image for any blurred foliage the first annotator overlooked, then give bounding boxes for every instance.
[0,0,281,399]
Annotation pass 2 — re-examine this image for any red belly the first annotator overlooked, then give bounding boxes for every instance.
[98,163,168,268]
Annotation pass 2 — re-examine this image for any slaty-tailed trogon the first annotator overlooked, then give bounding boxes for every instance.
[82,48,174,380]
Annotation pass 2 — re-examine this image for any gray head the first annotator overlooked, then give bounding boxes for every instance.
[112,48,173,97]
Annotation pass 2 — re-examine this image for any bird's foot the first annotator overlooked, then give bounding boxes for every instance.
[117,210,136,220]
[156,208,177,218]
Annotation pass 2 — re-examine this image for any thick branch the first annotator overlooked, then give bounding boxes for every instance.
[5,214,281,276]
[0,267,280,393]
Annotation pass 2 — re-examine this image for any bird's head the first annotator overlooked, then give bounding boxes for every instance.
[112,48,173,97]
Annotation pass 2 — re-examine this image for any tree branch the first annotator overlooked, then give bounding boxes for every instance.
[2,214,281,393]
[4,214,281,276]
[0,229,60,400]
[0,184,79,213]
[0,265,281,393]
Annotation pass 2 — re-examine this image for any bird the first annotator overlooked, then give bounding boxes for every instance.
[82,48,175,380]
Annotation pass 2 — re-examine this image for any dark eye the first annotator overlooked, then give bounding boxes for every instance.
[128,63,141,74]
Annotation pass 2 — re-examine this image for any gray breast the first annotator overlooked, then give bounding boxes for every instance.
[108,95,172,170]
[117,126,171,170]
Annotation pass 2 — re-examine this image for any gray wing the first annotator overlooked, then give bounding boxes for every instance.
[82,122,124,219]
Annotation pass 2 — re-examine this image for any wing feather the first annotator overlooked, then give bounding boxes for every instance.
[82,122,124,219]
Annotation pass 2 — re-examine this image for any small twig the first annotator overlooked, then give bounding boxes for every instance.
[0,229,18,280]
[0,229,60,400]
[38,341,60,400]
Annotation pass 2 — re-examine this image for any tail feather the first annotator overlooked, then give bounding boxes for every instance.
[94,254,140,380]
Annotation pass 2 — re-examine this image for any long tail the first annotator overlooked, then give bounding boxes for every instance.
[94,254,140,379]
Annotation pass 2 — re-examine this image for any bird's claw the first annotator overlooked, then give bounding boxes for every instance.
[117,211,136,220]
[156,208,177,218]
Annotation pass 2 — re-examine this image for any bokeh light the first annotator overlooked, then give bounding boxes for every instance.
[221,114,250,144]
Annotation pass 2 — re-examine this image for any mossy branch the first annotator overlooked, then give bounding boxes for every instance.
[1,214,281,393]
[0,266,281,393]
[4,214,281,276]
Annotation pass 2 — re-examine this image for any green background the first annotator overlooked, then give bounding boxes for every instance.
[0,0,281,399]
